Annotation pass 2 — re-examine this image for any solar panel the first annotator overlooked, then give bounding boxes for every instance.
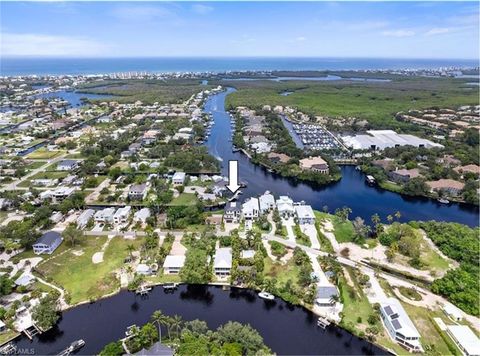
[384,306,394,315]
[392,319,402,330]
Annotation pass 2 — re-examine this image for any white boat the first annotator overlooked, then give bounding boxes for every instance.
[258,291,275,300]
[437,198,450,204]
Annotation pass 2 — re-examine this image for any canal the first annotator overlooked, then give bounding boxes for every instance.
[205,88,479,227]
[14,285,385,355]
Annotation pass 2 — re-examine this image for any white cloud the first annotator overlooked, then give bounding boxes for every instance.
[295,36,307,42]
[1,33,108,56]
[111,5,172,22]
[192,4,213,15]
[382,30,415,38]
[425,27,451,36]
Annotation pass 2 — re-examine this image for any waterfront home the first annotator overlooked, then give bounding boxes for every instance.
[136,341,174,356]
[259,192,275,214]
[133,208,151,225]
[380,297,422,353]
[242,198,259,220]
[172,172,186,186]
[199,192,217,202]
[251,142,272,153]
[113,206,131,225]
[94,207,116,224]
[77,209,95,229]
[213,247,232,277]
[267,152,290,164]
[454,164,480,177]
[426,179,465,197]
[136,264,152,275]
[129,183,149,200]
[294,205,315,225]
[51,186,76,203]
[299,156,329,174]
[446,325,480,356]
[57,159,79,171]
[33,231,63,255]
[372,158,395,171]
[163,255,186,274]
[436,155,461,167]
[388,168,422,183]
[224,202,241,223]
[315,285,339,306]
[276,196,295,217]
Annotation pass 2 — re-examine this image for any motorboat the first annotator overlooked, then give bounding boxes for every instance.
[258,291,275,300]
[437,198,450,204]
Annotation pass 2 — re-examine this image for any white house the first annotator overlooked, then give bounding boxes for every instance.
[213,248,232,277]
[133,208,151,224]
[172,172,186,186]
[57,159,79,171]
[50,211,64,224]
[446,325,480,356]
[242,197,259,220]
[136,264,152,275]
[259,192,275,214]
[113,206,131,225]
[163,255,186,274]
[77,209,95,229]
[51,187,76,203]
[94,207,116,224]
[33,231,63,255]
[276,196,294,217]
[380,297,422,352]
[294,205,316,225]
[224,202,241,223]
[129,183,149,200]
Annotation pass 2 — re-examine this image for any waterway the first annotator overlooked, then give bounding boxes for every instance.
[14,285,384,355]
[204,88,479,227]
[31,90,111,108]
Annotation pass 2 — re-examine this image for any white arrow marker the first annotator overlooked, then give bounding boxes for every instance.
[226,160,240,194]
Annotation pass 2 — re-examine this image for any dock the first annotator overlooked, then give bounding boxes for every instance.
[163,283,178,291]
[0,342,16,355]
[317,317,331,329]
[135,285,152,295]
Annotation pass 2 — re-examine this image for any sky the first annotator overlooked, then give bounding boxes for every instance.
[1,1,479,59]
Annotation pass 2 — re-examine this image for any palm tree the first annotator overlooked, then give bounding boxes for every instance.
[151,310,164,342]
[126,244,135,259]
[394,211,402,221]
[245,230,254,248]
[170,314,183,338]
[371,213,381,235]
[386,214,393,223]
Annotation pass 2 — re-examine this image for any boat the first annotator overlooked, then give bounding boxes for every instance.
[365,175,376,185]
[57,339,85,356]
[355,165,361,171]
[437,198,450,204]
[163,283,178,290]
[258,291,275,300]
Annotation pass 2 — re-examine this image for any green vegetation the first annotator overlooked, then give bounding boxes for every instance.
[36,236,143,304]
[224,77,479,129]
[293,224,311,246]
[415,221,479,316]
[314,211,354,243]
[26,148,64,159]
[268,241,287,259]
[168,193,198,206]
[32,292,60,331]
[179,233,215,283]
[0,329,19,346]
[397,286,422,301]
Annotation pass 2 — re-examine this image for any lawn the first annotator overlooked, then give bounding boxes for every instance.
[263,257,299,286]
[0,329,19,346]
[36,236,143,304]
[26,148,64,159]
[314,211,354,243]
[168,193,198,206]
[293,224,311,247]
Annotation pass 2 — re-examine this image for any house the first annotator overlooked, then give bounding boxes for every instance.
[14,273,35,287]
[172,172,186,186]
[0,320,5,333]
[380,297,422,352]
[133,208,151,224]
[259,192,275,214]
[33,231,63,255]
[276,196,295,217]
[94,207,116,223]
[113,206,131,225]
[224,202,241,223]
[299,156,329,174]
[454,164,480,177]
[436,155,461,167]
[267,152,290,164]
[77,209,95,229]
[294,205,315,225]
[446,325,480,356]
[315,285,339,306]
[129,183,149,200]
[426,179,465,197]
[50,211,64,224]
[57,159,79,171]
[136,264,152,275]
[388,168,422,183]
[443,304,463,322]
[0,198,13,210]
[135,342,173,356]
[372,158,395,171]
[163,255,186,274]
[242,197,259,220]
[51,187,76,203]
[241,250,255,259]
[213,248,232,277]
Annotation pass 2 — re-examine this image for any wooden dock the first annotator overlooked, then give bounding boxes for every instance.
[0,342,17,355]
[317,317,331,329]
[135,285,152,295]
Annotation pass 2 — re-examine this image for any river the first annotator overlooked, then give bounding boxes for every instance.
[14,285,384,355]
[204,88,479,227]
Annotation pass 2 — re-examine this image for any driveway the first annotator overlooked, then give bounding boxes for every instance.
[300,223,320,250]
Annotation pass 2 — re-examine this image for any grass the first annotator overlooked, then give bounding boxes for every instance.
[314,211,354,243]
[224,76,479,129]
[146,272,182,285]
[293,224,311,247]
[379,181,403,193]
[26,148,64,159]
[36,236,143,304]
[398,286,422,301]
[316,228,334,253]
[263,257,299,286]
[0,329,19,346]
[168,193,198,206]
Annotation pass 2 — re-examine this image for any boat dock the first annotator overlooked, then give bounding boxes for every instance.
[135,285,152,295]
[163,283,178,291]
[0,342,16,355]
[317,317,331,329]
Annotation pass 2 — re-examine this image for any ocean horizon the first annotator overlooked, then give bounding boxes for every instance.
[1,56,478,76]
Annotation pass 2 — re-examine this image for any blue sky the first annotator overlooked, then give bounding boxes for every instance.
[1,1,478,59]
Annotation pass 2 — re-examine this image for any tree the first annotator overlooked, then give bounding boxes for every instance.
[151,310,164,341]
[371,213,382,236]
[214,321,269,355]
[99,341,124,356]
[352,217,370,242]
[262,278,276,294]
[394,211,402,221]
[387,215,393,223]
[170,314,183,338]
[62,224,82,247]
[32,293,60,331]
[126,244,135,259]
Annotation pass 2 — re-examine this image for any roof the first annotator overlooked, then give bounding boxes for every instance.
[294,205,315,220]
[57,159,78,167]
[163,255,186,269]
[381,297,420,339]
[130,183,147,193]
[34,231,62,247]
[214,248,232,269]
[447,325,480,356]
[299,156,328,169]
[241,250,255,259]
[259,193,275,210]
[391,168,421,178]
[426,179,465,190]
[136,264,151,273]
[172,171,186,181]
[15,273,35,286]
[225,201,240,212]
[316,285,339,300]
[136,342,173,356]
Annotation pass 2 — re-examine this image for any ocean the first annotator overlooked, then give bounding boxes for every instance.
[0,57,478,76]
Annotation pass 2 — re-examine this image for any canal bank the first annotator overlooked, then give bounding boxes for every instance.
[13,285,386,355]
[205,88,479,227]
